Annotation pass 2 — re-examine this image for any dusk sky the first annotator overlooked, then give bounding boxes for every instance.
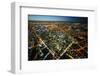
[28,15,88,23]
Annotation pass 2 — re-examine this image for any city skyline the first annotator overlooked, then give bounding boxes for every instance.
[28,15,88,23]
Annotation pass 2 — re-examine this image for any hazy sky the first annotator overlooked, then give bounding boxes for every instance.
[28,15,88,23]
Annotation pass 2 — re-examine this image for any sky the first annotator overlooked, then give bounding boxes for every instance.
[28,15,88,23]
